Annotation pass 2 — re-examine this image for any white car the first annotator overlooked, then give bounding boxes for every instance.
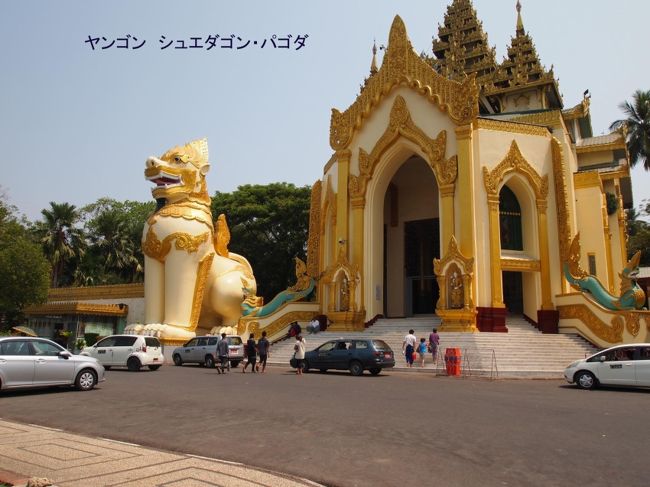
[564,343,650,390]
[82,335,164,371]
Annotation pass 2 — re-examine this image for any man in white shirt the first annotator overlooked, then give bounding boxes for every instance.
[402,329,417,368]
[294,335,306,375]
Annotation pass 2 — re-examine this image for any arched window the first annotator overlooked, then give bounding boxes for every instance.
[499,186,523,251]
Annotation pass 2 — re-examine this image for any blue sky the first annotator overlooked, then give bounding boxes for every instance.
[2,0,649,221]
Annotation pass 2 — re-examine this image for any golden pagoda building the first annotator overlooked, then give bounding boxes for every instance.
[308,0,643,346]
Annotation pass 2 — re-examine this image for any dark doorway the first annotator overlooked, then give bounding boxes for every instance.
[404,219,440,315]
[502,271,523,314]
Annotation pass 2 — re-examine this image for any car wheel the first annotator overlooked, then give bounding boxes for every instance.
[173,354,183,366]
[319,369,327,373]
[302,360,310,373]
[75,369,97,391]
[575,370,597,390]
[148,365,161,371]
[369,368,381,376]
[231,360,240,368]
[127,357,141,372]
[349,361,364,376]
[104,366,111,371]
[205,355,215,368]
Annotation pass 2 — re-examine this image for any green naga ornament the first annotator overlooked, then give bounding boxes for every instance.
[564,233,645,310]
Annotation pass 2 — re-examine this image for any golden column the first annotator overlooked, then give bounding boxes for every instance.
[335,149,351,248]
[351,198,365,312]
[602,195,614,293]
[455,125,475,258]
[536,199,554,309]
[439,184,455,253]
[487,194,504,307]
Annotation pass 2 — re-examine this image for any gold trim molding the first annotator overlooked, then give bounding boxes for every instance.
[576,140,626,155]
[483,140,549,200]
[349,95,456,207]
[25,302,129,317]
[552,138,571,271]
[142,227,209,263]
[48,284,144,301]
[329,15,478,151]
[475,118,550,137]
[500,258,540,272]
[306,180,322,278]
[573,172,603,191]
[510,110,563,128]
[557,304,623,344]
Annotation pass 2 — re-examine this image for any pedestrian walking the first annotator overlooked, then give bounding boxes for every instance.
[242,333,257,373]
[402,329,417,368]
[216,332,230,374]
[256,330,270,373]
[418,338,427,367]
[429,327,440,364]
[294,334,306,375]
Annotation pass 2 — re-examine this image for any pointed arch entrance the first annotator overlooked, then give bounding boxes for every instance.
[383,156,440,317]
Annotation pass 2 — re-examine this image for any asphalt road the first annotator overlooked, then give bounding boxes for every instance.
[1,364,648,487]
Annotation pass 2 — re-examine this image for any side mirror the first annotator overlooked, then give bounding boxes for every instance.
[599,356,606,362]
[59,351,72,359]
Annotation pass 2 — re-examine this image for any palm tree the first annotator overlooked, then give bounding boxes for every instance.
[39,202,85,287]
[610,90,650,170]
[91,210,142,282]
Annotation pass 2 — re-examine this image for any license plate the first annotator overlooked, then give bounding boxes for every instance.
[384,353,391,359]
[229,351,238,356]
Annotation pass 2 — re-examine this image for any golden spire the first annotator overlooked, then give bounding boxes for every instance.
[370,40,378,75]
[516,0,524,35]
[431,0,497,87]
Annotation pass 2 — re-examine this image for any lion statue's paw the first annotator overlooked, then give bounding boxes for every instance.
[124,323,144,334]
[140,323,196,341]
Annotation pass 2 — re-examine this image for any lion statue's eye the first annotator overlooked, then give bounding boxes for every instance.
[174,156,182,163]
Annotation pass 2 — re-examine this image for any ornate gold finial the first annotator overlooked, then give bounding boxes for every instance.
[516,0,524,35]
[370,40,378,75]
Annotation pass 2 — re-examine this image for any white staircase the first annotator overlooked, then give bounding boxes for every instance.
[267,315,597,379]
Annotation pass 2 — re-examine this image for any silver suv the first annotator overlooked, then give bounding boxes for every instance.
[81,335,164,371]
[0,337,105,391]
[172,335,244,368]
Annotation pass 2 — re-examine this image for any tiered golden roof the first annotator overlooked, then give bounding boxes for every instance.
[485,1,561,107]
[431,0,498,90]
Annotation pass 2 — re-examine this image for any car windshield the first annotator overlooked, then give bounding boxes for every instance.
[372,340,390,350]
[227,337,242,346]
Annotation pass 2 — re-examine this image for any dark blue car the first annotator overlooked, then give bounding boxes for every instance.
[293,338,395,376]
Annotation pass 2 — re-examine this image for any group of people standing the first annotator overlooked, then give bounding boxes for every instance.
[242,331,271,373]
[402,327,439,368]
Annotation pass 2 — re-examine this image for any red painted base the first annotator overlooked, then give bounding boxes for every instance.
[537,309,559,334]
[476,307,508,333]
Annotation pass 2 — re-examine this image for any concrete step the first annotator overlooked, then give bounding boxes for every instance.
[266,315,596,379]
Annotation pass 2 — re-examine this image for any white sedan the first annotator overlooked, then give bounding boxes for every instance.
[564,343,650,390]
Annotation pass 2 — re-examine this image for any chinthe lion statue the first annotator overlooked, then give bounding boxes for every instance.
[125,138,257,342]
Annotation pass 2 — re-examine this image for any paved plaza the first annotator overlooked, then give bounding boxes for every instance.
[0,365,648,486]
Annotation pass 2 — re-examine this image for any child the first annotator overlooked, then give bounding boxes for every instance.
[418,338,427,367]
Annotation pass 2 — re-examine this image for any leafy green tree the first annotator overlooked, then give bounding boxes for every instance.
[37,202,85,287]
[610,90,650,170]
[0,196,50,327]
[82,198,153,283]
[211,183,311,301]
